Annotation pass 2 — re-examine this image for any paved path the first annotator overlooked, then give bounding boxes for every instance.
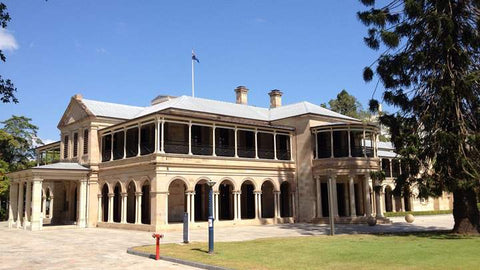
[0,215,453,270]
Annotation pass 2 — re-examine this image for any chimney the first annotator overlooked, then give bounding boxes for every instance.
[268,89,283,108]
[151,95,176,105]
[235,86,249,105]
[73,94,83,100]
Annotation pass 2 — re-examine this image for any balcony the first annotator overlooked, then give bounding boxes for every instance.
[100,119,293,163]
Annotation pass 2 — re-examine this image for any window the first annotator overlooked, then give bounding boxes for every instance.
[113,131,125,160]
[316,132,331,158]
[140,123,155,155]
[215,128,235,157]
[237,130,255,158]
[73,133,78,157]
[101,134,112,162]
[191,125,212,155]
[126,127,139,157]
[276,134,291,160]
[382,159,391,177]
[257,132,274,159]
[164,122,189,154]
[63,135,69,159]
[83,129,89,154]
[333,131,349,157]
[350,130,363,157]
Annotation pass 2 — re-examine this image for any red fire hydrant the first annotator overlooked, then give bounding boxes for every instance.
[152,233,164,260]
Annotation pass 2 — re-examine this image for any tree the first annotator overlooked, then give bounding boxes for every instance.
[0,2,18,104]
[0,116,41,220]
[322,89,372,120]
[359,0,480,233]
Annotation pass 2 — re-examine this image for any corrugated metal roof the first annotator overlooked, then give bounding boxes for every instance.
[33,162,90,171]
[377,141,394,150]
[82,99,145,119]
[378,150,398,158]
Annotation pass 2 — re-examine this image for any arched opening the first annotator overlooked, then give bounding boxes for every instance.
[126,182,136,223]
[113,183,122,223]
[194,180,209,222]
[280,182,292,217]
[101,184,109,222]
[261,181,274,218]
[168,179,186,223]
[384,186,393,212]
[219,180,234,220]
[141,182,151,224]
[241,181,255,219]
[72,187,78,223]
[45,188,51,218]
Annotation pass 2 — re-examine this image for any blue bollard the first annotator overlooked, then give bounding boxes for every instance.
[183,212,189,243]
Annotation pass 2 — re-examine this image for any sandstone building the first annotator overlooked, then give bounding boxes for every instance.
[7,87,452,231]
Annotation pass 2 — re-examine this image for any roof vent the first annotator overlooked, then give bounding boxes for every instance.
[151,95,176,106]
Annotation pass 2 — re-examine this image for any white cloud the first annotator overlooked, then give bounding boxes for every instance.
[0,28,18,51]
[96,47,108,54]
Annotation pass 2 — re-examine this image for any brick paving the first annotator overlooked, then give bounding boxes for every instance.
[0,215,453,270]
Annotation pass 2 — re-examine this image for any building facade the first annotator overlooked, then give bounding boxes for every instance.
[7,87,452,231]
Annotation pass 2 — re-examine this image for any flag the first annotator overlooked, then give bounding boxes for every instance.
[192,51,200,63]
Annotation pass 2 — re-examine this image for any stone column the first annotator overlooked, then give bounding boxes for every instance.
[41,195,47,218]
[237,192,242,220]
[135,192,142,224]
[258,192,263,218]
[391,195,397,212]
[233,191,239,220]
[214,192,219,221]
[349,174,357,217]
[97,194,102,222]
[8,182,18,228]
[30,178,43,231]
[315,176,322,218]
[188,122,192,155]
[25,181,32,226]
[17,182,24,228]
[190,192,195,223]
[376,189,385,218]
[273,191,280,218]
[186,192,191,222]
[78,180,87,227]
[364,174,372,216]
[49,196,54,219]
[108,193,114,222]
[291,191,296,218]
[121,193,127,224]
[254,191,259,219]
[330,175,339,217]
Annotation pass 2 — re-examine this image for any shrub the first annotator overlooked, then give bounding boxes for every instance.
[384,210,452,217]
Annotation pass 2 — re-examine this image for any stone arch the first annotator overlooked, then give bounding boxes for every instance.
[216,177,237,192]
[261,178,280,192]
[261,180,275,218]
[280,181,292,217]
[218,179,235,220]
[166,176,190,192]
[141,180,151,224]
[240,179,255,219]
[384,185,394,212]
[126,181,136,224]
[113,182,122,223]
[168,178,187,223]
[194,177,212,222]
[101,183,109,222]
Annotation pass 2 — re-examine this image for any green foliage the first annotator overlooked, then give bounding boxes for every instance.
[0,2,17,104]
[324,89,372,120]
[384,210,452,217]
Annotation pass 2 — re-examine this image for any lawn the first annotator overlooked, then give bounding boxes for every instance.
[134,233,480,270]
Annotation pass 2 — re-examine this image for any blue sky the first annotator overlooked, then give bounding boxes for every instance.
[0,0,385,142]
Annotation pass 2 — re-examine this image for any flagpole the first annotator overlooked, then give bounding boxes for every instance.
[191,50,195,97]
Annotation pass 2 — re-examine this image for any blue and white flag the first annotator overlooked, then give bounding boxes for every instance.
[192,51,200,63]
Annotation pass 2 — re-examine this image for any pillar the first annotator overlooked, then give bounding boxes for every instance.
[30,178,43,231]
[49,196,54,219]
[237,192,242,220]
[25,181,32,225]
[17,182,24,228]
[364,174,372,216]
[78,180,87,227]
[273,191,280,218]
[258,192,263,218]
[97,194,102,222]
[349,174,357,217]
[190,192,195,223]
[121,193,127,224]
[391,194,397,212]
[291,191,296,218]
[254,191,259,219]
[41,195,47,218]
[135,192,142,224]
[315,176,322,218]
[331,175,339,217]
[108,193,114,222]
[188,122,192,155]
[214,192,219,221]
[186,192,191,222]
[376,189,385,218]
[8,182,18,228]
[233,191,239,220]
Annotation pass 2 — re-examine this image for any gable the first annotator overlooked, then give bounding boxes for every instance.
[57,97,94,128]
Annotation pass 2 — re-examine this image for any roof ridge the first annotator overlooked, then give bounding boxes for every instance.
[82,98,145,109]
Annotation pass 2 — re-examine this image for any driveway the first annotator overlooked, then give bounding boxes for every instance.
[0,215,454,270]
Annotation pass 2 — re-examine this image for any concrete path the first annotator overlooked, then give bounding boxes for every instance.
[0,215,454,270]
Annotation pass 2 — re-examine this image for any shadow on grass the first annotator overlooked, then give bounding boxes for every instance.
[191,247,210,254]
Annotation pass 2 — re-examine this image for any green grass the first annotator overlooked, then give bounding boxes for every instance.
[477,203,480,210]
[134,233,480,270]
[384,210,452,217]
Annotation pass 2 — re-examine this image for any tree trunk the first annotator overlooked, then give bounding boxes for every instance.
[452,189,480,234]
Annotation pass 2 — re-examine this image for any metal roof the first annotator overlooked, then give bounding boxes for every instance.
[33,162,90,171]
[82,99,145,119]
[378,150,398,158]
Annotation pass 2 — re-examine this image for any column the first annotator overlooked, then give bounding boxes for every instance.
[291,191,296,218]
[137,124,141,157]
[160,119,165,153]
[254,130,259,159]
[78,180,87,227]
[49,196,54,219]
[273,191,280,218]
[349,175,357,217]
[135,192,142,224]
[315,176,322,218]
[97,194,102,222]
[254,191,259,219]
[123,127,127,158]
[234,127,238,158]
[212,124,216,157]
[186,192,191,222]
[214,192,219,221]
[108,193,114,222]
[30,178,43,231]
[376,188,384,218]
[314,131,319,159]
[120,193,127,223]
[233,191,239,220]
[17,182,24,228]
[258,192,263,218]
[237,192,242,220]
[41,195,47,218]
[273,131,277,160]
[190,192,195,223]
[330,129,334,158]
[155,119,159,153]
[8,182,18,228]
[188,121,192,155]
[364,174,372,216]
[25,181,32,225]
[331,175,339,217]
[391,195,397,212]
[348,128,352,157]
